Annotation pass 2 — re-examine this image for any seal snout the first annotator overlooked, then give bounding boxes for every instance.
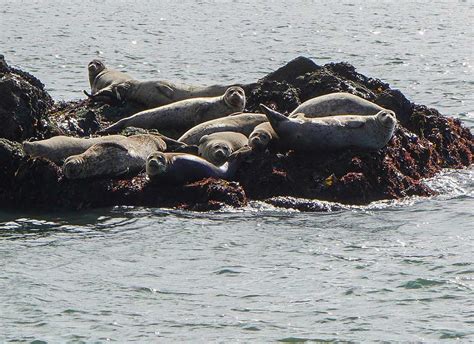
[146,153,167,176]
[224,86,245,108]
[212,144,230,165]
[88,59,105,75]
[377,110,397,128]
[62,157,84,179]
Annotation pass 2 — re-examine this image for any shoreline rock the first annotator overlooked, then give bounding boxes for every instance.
[0,56,472,211]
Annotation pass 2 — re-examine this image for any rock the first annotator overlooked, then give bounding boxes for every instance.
[0,56,472,211]
[0,56,55,141]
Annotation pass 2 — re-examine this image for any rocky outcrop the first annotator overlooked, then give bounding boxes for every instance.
[0,56,471,211]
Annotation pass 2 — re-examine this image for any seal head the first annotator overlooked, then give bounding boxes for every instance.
[223,86,246,110]
[146,152,168,177]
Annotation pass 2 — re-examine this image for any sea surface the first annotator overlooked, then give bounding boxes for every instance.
[1,1,473,342]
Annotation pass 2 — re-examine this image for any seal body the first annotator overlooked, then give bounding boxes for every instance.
[260,104,397,152]
[198,131,248,166]
[23,135,128,164]
[62,134,166,179]
[91,78,233,108]
[146,152,239,184]
[248,122,279,151]
[88,59,134,95]
[178,113,268,145]
[100,86,246,134]
[290,92,386,118]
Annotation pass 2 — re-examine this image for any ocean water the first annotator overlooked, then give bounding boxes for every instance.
[0,1,473,342]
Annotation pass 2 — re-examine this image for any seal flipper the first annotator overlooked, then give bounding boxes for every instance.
[259,104,288,131]
[155,82,175,99]
[345,119,366,129]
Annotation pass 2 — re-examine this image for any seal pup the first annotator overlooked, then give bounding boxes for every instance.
[198,131,248,166]
[260,104,397,151]
[146,152,241,184]
[23,135,128,164]
[290,92,386,118]
[88,78,233,108]
[87,59,134,96]
[248,122,279,151]
[100,86,246,134]
[62,134,166,179]
[178,113,268,145]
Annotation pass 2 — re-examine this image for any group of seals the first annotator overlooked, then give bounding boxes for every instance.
[100,86,246,134]
[87,60,232,108]
[21,59,399,183]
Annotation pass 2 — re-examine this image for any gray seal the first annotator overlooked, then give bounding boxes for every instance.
[23,135,128,164]
[260,104,397,151]
[198,131,248,166]
[290,92,386,118]
[146,152,240,184]
[178,113,268,145]
[100,86,246,134]
[89,78,233,108]
[87,59,134,96]
[62,134,166,179]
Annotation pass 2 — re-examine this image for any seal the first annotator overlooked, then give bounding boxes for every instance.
[62,134,166,179]
[88,78,234,108]
[260,104,397,151]
[178,113,268,145]
[100,86,246,134]
[248,122,278,151]
[290,92,386,118]
[23,135,128,164]
[146,152,241,184]
[87,59,134,95]
[198,131,248,166]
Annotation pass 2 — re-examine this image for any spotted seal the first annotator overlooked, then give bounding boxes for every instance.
[23,135,128,164]
[178,113,268,145]
[198,131,248,166]
[260,104,397,151]
[100,86,246,134]
[146,152,241,184]
[62,134,166,179]
[290,92,387,118]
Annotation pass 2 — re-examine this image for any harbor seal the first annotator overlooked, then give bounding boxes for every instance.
[260,104,397,151]
[87,59,134,95]
[88,78,233,108]
[62,134,166,179]
[178,113,268,145]
[23,135,128,164]
[146,152,241,184]
[198,131,248,166]
[100,86,246,134]
[290,92,386,118]
[248,122,279,151]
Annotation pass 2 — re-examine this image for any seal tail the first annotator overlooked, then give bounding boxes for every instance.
[259,104,288,129]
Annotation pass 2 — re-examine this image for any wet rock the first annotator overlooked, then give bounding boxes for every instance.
[0,56,472,211]
[0,138,247,211]
[0,56,55,141]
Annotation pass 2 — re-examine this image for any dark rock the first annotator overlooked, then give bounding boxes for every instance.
[0,56,55,141]
[0,56,472,211]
